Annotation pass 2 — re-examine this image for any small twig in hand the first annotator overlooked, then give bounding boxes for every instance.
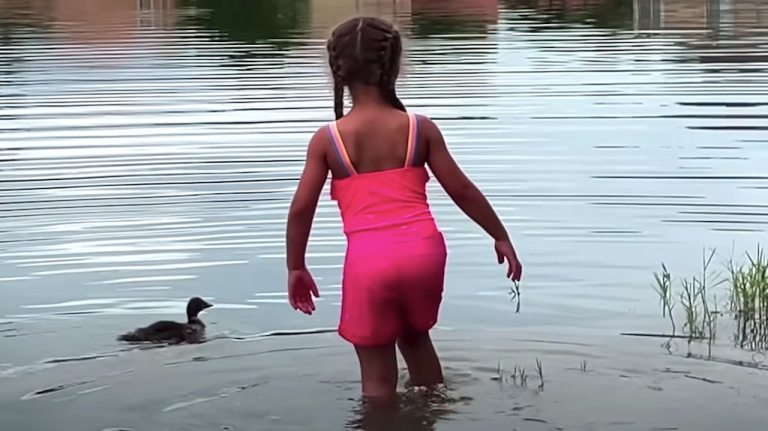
[509,281,522,313]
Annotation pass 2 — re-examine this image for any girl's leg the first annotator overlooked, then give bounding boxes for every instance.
[397,330,444,387]
[354,343,399,400]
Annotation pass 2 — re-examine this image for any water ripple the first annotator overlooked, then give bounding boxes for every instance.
[2,0,768,428]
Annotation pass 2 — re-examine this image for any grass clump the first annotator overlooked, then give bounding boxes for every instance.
[651,245,768,352]
[494,361,544,390]
[653,249,720,347]
[727,245,768,350]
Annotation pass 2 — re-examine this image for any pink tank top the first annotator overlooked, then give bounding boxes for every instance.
[328,113,441,241]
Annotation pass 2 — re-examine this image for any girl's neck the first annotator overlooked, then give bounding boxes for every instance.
[349,84,389,110]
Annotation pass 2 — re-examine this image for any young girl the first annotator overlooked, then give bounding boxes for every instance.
[285,16,522,400]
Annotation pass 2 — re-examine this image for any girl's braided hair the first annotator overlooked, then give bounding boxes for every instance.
[326,17,406,120]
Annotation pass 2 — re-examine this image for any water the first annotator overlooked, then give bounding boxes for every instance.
[2,0,768,429]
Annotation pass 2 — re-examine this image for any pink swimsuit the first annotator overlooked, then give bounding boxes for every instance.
[329,113,447,346]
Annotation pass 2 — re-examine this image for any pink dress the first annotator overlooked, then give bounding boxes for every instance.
[328,113,447,346]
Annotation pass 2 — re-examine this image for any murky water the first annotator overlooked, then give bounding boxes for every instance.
[2,0,768,429]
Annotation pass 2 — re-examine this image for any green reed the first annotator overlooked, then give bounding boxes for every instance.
[652,245,768,352]
[679,276,702,339]
[652,263,676,336]
[727,245,768,350]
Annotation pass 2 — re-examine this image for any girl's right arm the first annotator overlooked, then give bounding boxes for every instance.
[422,116,523,281]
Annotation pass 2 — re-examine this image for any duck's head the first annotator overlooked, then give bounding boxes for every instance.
[186,297,213,319]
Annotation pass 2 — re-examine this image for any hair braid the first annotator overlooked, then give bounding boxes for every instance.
[327,38,346,119]
[326,16,406,117]
[333,80,345,120]
[378,27,406,113]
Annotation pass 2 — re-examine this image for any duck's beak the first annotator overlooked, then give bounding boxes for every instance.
[203,301,213,309]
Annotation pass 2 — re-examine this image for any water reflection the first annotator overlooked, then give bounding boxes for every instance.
[504,0,768,70]
[308,0,411,38]
[504,0,637,30]
[0,0,178,38]
[410,0,498,37]
[639,0,768,32]
[0,0,50,48]
[0,0,52,27]
[135,0,177,29]
[648,0,768,34]
[345,389,466,431]
[643,0,768,70]
[507,0,768,32]
[181,0,310,49]
[2,0,768,430]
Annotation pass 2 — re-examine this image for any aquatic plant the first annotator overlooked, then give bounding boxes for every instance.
[698,249,722,352]
[650,249,719,348]
[652,263,676,336]
[535,358,544,390]
[727,245,768,350]
[650,244,768,352]
[493,360,544,389]
[491,360,503,382]
[679,276,703,339]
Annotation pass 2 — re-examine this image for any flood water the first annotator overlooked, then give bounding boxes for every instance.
[2,0,768,429]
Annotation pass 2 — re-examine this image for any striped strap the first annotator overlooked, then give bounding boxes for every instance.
[328,121,356,176]
[404,113,419,168]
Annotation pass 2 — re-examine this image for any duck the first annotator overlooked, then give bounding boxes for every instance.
[117,297,213,344]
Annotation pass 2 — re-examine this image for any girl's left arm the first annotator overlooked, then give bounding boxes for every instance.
[286,128,330,271]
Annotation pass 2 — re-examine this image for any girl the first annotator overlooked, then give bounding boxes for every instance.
[285,16,523,400]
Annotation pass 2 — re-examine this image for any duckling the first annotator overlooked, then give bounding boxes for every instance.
[117,297,212,344]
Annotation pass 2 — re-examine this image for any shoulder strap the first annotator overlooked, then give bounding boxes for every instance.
[404,113,419,168]
[327,121,357,176]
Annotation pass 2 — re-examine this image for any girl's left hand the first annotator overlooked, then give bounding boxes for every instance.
[288,268,320,315]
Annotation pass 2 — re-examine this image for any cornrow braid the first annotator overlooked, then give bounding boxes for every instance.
[378,25,406,113]
[326,16,406,118]
[327,37,345,120]
[333,80,345,120]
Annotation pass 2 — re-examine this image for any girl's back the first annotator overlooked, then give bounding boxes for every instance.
[328,108,439,241]
[331,108,416,175]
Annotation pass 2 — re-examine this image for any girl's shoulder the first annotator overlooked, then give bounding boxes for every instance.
[408,111,436,125]
[411,112,441,140]
[307,123,335,154]
[307,111,440,143]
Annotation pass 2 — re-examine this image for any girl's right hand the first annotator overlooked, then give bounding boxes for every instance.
[495,240,523,282]
[288,268,320,315]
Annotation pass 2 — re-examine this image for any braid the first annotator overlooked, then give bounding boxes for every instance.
[328,36,346,119]
[383,85,406,113]
[326,17,406,117]
[378,25,406,113]
[355,18,364,63]
[333,80,344,120]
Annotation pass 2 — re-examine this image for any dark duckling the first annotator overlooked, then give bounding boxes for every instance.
[117,297,213,344]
